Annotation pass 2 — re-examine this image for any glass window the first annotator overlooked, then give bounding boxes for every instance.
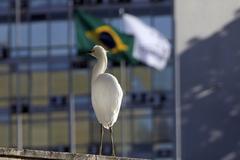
[132,108,152,143]
[109,67,121,83]
[51,0,68,6]
[23,122,30,147]
[31,62,48,71]
[0,24,8,44]
[11,23,29,48]
[30,0,48,8]
[76,147,87,154]
[32,121,48,146]
[19,74,29,97]
[153,115,174,142]
[110,18,123,31]
[0,75,9,97]
[109,66,132,92]
[51,71,68,95]
[72,70,90,95]
[31,22,47,47]
[133,108,152,116]
[51,48,68,56]
[51,120,68,145]
[31,98,48,107]
[0,111,9,122]
[0,99,9,109]
[11,73,29,97]
[0,0,8,10]
[76,111,89,118]
[153,66,173,91]
[140,16,151,25]
[32,113,48,121]
[76,120,90,144]
[50,62,69,71]
[52,111,67,119]
[133,117,152,143]
[11,49,29,57]
[114,115,132,144]
[0,64,9,73]
[19,64,29,73]
[51,21,68,46]
[91,119,106,143]
[131,66,152,92]
[154,16,172,39]
[17,49,29,57]
[11,123,17,147]
[31,49,47,57]
[32,72,48,97]
[70,21,76,47]
[0,123,9,146]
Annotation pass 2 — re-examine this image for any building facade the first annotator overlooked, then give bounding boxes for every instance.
[175,0,240,159]
[0,0,174,159]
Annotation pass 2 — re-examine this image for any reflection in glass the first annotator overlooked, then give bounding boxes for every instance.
[0,25,8,43]
[31,22,47,47]
[11,23,29,48]
[32,121,48,146]
[51,21,68,46]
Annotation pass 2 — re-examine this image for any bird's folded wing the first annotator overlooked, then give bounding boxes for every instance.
[92,73,123,127]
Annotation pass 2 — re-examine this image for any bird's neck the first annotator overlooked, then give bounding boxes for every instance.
[92,54,108,83]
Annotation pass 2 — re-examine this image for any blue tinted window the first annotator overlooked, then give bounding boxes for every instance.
[110,18,123,31]
[51,0,68,6]
[11,23,29,48]
[0,0,8,11]
[30,0,48,8]
[51,21,68,45]
[140,16,151,25]
[31,49,47,57]
[51,48,68,56]
[153,66,173,91]
[0,25,8,44]
[154,16,172,39]
[31,22,47,47]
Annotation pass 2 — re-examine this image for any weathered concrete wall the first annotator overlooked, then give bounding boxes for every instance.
[175,0,240,160]
[0,147,147,160]
[175,0,240,54]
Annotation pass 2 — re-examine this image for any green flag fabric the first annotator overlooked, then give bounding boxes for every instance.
[74,10,136,64]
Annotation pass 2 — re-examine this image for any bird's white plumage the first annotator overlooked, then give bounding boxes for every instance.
[92,73,123,129]
[90,45,123,129]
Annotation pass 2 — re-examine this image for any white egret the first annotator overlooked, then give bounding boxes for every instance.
[88,45,123,156]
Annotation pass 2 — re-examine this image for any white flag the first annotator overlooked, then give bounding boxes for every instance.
[122,13,171,70]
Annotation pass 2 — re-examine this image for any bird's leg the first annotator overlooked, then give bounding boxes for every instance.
[99,124,104,155]
[110,127,116,157]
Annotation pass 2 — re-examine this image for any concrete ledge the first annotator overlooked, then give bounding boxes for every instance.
[0,147,147,160]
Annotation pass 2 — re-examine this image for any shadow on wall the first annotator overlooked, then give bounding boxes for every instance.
[180,9,240,160]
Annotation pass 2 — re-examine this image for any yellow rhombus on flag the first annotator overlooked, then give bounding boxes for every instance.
[74,10,137,64]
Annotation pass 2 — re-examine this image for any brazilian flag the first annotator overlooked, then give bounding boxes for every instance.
[74,10,136,64]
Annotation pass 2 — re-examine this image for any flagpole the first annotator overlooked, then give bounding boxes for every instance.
[119,7,127,157]
[172,0,182,159]
[67,0,76,153]
[15,0,23,150]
